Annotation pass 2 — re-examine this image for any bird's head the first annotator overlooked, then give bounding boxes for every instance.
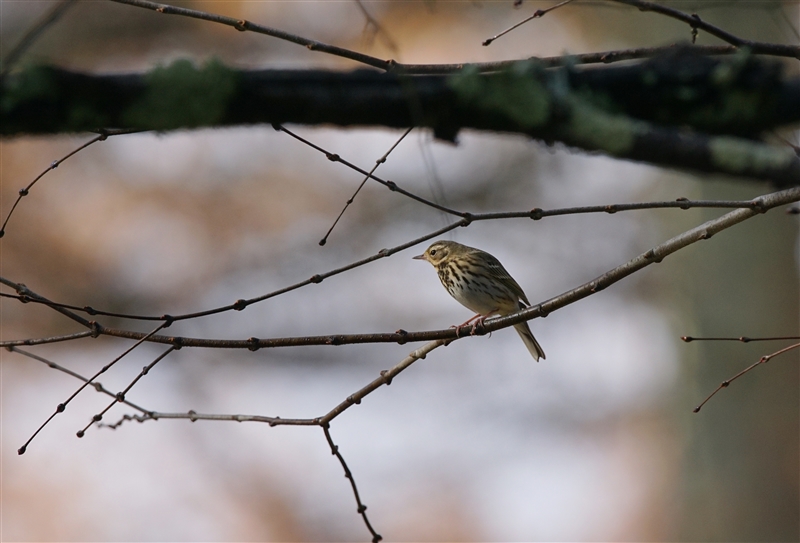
[413,240,463,266]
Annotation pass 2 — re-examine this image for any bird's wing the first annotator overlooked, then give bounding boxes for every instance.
[479,251,530,305]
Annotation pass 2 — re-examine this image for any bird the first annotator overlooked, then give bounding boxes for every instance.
[413,240,545,361]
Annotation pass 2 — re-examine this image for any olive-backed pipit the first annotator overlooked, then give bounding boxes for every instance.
[414,240,545,361]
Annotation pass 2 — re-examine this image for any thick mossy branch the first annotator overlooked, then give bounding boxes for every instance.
[2,50,798,185]
[122,59,239,130]
[1,59,239,133]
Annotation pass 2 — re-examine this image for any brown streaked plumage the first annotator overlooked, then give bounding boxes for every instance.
[413,240,545,361]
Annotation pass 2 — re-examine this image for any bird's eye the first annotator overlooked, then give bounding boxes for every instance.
[430,249,437,256]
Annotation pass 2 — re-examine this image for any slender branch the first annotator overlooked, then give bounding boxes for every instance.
[11,336,436,541]
[0,0,78,79]
[6,346,153,415]
[17,322,169,454]
[76,347,176,437]
[611,0,800,59]
[320,127,414,246]
[0,278,94,328]
[274,125,463,218]
[319,340,446,424]
[106,0,391,70]
[323,425,383,542]
[0,129,139,238]
[455,187,800,335]
[483,0,576,47]
[106,0,800,74]
[0,330,95,347]
[693,342,800,413]
[682,335,800,343]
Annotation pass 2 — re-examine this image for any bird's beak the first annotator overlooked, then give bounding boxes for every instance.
[412,254,426,261]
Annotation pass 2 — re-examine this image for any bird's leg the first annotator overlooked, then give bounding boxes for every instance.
[452,314,482,337]
[469,310,499,336]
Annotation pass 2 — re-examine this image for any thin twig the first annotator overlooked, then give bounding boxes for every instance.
[0,0,78,79]
[483,0,576,46]
[0,128,141,239]
[693,342,800,413]
[0,330,95,347]
[105,0,800,75]
[17,322,169,455]
[320,127,414,246]
[274,125,464,218]
[610,0,800,59]
[682,335,800,343]
[354,0,399,55]
[106,0,392,70]
[323,424,383,542]
[6,346,153,415]
[76,347,175,437]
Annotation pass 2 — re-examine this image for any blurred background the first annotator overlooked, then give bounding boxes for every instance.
[1,1,798,541]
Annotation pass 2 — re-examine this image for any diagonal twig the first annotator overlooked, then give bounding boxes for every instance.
[6,346,154,415]
[0,128,142,239]
[106,0,392,70]
[76,346,176,437]
[693,341,800,412]
[17,321,170,455]
[0,0,78,79]
[274,125,463,218]
[483,0,576,46]
[610,0,800,59]
[320,127,414,246]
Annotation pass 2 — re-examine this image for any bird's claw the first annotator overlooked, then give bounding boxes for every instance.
[449,324,465,338]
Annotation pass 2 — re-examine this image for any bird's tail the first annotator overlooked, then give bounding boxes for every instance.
[514,322,546,361]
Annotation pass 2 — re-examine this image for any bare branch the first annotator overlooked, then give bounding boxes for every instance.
[323,424,383,542]
[483,0,576,47]
[320,127,414,246]
[0,197,779,334]
[76,347,176,438]
[1,330,95,347]
[0,0,78,79]
[610,0,800,59]
[693,341,800,413]
[682,335,800,343]
[354,0,399,55]
[17,322,169,455]
[6,346,153,415]
[106,0,391,70]
[0,128,139,238]
[274,125,462,217]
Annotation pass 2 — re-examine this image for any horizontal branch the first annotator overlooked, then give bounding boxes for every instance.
[1,330,95,346]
